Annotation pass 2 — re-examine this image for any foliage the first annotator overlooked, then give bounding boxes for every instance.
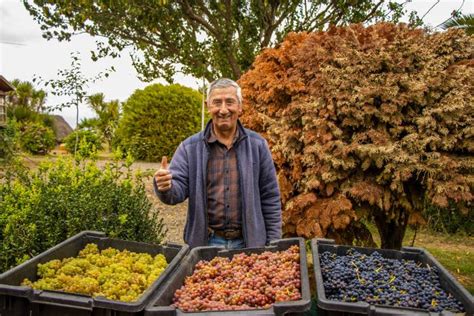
[114,84,202,161]
[35,52,113,154]
[23,1,420,81]
[6,79,50,127]
[85,93,121,149]
[64,129,102,158]
[0,119,19,164]
[441,13,474,35]
[424,203,473,235]
[239,23,473,249]
[19,121,56,155]
[0,157,166,273]
[6,79,47,113]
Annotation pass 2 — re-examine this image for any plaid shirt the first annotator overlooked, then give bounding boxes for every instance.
[206,127,242,231]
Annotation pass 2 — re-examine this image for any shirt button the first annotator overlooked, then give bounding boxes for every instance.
[226,187,229,191]
[226,205,230,208]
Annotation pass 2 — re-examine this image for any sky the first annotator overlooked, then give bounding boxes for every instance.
[0,0,472,128]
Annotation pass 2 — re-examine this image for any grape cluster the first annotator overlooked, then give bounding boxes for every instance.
[173,245,301,312]
[320,249,465,313]
[21,243,168,302]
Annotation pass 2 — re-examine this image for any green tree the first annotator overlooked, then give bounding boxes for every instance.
[36,52,113,154]
[7,79,47,113]
[85,93,120,149]
[115,84,202,161]
[6,79,49,127]
[23,1,417,81]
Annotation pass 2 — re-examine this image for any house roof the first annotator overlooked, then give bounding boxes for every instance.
[51,115,73,142]
[0,75,15,92]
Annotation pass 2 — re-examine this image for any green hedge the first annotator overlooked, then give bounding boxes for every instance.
[19,121,56,154]
[64,129,102,157]
[0,119,19,164]
[0,157,166,272]
[424,204,473,236]
[114,84,203,161]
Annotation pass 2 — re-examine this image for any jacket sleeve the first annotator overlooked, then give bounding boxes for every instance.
[153,142,189,205]
[259,139,282,243]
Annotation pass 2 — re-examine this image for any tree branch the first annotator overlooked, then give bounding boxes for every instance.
[360,0,385,23]
[421,0,440,21]
[223,0,241,78]
[178,0,222,41]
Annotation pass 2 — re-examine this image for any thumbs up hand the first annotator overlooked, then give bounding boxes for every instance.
[154,156,172,192]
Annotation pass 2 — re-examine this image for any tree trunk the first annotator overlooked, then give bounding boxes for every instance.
[374,212,408,250]
[327,220,377,248]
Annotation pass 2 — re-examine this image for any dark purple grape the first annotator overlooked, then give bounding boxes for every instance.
[320,250,465,313]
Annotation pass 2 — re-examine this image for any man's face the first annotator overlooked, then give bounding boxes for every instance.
[207,86,242,133]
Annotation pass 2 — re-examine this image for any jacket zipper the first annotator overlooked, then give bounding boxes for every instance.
[235,147,248,247]
[203,139,210,245]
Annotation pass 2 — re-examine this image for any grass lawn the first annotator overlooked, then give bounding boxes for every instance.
[403,229,474,295]
[368,223,474,295]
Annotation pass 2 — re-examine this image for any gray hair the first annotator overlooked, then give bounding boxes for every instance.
[206,78,242,104]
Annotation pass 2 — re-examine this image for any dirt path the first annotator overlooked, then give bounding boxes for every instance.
[99,160,189,244]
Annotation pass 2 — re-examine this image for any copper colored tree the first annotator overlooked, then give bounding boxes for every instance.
[239,23,473,249]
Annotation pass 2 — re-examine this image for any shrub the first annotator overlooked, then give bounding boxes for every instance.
[19,121,55,154]
[64,129,102,157]
[0,157,166,272]
[114,84,202,161]
[0,119,19,164]
[424,203,473,235]
[7,105,40,123]
[239,23,473,249]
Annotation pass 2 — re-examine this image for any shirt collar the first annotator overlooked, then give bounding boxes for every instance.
[207,123,241,146]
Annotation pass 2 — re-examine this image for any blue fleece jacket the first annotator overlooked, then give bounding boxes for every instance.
[154,120,282,248]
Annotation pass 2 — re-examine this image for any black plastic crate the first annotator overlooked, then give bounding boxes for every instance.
[0,231,189,316]
[145,238,311,316]
[311,238,474,316]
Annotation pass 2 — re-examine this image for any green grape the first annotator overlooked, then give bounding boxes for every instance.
[21,243,169,302]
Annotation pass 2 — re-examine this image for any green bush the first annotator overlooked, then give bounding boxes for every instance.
[0,119,19,164]
[424,204,473,236]
[19,121,55,154]
[7,106,40,123]
[0,157,166,272]
[64,129,102,157]
[114,84,203,161]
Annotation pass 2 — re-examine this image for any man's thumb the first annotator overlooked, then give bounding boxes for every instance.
[161,156,168,169]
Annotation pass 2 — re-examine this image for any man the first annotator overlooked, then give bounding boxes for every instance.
[154,78,281,249]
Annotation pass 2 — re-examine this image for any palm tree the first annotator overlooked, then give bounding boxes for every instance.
[440,13,474,35]
[87,93,120,150]
[7,79,47,113]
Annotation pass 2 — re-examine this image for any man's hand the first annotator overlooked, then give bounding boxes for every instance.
[154,156,172,192]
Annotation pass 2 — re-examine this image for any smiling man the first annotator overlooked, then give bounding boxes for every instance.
[153,78,282,249]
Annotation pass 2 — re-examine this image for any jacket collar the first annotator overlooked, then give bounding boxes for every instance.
[202,119,247,147]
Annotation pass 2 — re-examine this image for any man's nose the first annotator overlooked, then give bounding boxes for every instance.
[218,106,230,114]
